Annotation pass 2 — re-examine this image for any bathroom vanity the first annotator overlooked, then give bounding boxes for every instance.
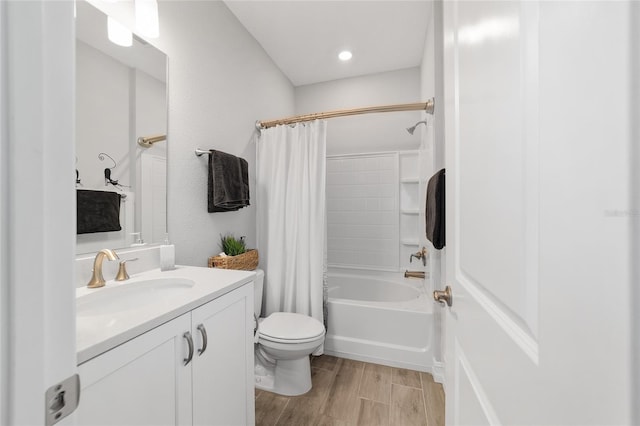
[75,266,255,425]
[72,2,258,423]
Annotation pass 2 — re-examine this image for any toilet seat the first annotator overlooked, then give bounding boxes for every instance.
[259,333,325,345]
[258,312,325,343]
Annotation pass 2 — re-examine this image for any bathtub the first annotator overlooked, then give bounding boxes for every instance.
[324,269,433,372]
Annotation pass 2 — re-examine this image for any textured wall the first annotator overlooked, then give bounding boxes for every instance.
[157,2,295,266]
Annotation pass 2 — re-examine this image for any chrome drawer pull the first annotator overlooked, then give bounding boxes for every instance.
[183,332,194,365]
[197,324,208,356]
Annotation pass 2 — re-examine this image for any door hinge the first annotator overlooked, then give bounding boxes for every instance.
[45,374,80,426]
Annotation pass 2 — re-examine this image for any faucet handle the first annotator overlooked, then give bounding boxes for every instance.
[409,247,428,266]
[115,258,138,281]
[419,247,427,266]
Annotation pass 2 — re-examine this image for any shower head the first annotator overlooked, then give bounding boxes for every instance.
[406,120,427,135]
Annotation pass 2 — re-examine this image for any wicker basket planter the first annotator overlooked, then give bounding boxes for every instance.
[208,249,259,271]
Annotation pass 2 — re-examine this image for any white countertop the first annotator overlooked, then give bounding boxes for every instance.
[76,265,255,365]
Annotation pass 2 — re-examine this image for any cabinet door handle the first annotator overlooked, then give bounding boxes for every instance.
[197,324,208,356]
[183,332,194,365]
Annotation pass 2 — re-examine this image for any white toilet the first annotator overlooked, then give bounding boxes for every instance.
[253,269,325,396]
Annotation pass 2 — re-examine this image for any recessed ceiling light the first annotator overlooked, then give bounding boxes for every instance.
[338,50,353,61]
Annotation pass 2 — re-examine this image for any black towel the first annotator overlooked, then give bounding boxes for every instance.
[425,169,445,249]
[77,189,122,234]
[208,150,250,213]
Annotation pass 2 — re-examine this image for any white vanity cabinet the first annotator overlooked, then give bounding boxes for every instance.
[76,283,254,426]
[190,284,254,426]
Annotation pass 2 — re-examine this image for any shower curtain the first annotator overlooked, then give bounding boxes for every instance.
[256,120,327,331]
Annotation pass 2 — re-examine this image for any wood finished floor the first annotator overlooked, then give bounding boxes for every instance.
[255,355,445,426]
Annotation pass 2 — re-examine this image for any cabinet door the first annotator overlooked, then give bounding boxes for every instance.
[76,313,192,426]
[191,284,254,426]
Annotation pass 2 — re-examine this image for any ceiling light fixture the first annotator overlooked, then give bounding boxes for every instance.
[107,16,132,47]
[338,50,353,61]
[135,0,160,38]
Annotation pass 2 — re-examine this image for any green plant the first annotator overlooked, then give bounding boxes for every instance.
[219,234,246,256]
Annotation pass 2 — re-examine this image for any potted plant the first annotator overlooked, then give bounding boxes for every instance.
[208,234,259,270]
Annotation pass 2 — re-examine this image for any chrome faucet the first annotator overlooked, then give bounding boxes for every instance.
[87,249,119,288]
[410,247,428,266]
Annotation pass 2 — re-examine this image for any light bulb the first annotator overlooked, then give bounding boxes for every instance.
[107,16,132,47]
[135,0,160,38]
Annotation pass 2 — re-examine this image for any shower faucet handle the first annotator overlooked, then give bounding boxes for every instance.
[409,247,428,266]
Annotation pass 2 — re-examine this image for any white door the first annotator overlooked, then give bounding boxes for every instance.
[441,1,634,424]
[3,1,78,424]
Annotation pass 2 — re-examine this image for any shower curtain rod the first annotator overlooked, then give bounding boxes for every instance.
[256,98,435,130]
[137,134,166,148]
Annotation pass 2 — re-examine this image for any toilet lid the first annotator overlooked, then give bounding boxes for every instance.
[259,312,325,341]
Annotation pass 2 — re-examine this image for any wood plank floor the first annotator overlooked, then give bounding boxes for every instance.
[255,355,445,426]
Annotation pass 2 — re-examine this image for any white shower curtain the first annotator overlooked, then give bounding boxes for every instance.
[256,120,327,327]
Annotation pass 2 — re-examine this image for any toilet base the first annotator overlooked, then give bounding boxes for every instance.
[255,355,312,396]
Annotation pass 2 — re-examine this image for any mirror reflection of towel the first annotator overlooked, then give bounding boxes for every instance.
[77,190,122,234]
[208,150,250,213]
[425,169,445,249]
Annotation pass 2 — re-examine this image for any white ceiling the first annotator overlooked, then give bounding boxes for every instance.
[224,1,431,87]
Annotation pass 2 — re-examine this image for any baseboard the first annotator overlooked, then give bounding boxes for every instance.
[432,361,445,384]
[323,349,431,373]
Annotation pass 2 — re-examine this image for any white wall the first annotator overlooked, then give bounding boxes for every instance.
[419,0,445,373]
[419,1,435,178]
[88,0,295,266]
[0,2,7,423]
[295,68,422,156]
[633,5,640,423]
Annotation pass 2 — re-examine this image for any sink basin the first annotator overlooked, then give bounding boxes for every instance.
[77,277,196,317]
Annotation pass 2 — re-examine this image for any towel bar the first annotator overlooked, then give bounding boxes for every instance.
[195,148,210,157]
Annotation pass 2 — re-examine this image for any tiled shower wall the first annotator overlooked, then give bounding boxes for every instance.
[326,153,399,270]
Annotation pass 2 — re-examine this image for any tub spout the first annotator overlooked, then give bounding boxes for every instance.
[404,270,425,279]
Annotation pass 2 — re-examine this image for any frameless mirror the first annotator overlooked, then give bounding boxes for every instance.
[75,1,168,255]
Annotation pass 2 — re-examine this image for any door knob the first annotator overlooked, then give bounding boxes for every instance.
[433,286,453,307]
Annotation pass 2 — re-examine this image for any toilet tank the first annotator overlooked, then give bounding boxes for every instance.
[254,269,264,318]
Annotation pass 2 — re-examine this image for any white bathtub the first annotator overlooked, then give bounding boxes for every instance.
[324,269,433,372]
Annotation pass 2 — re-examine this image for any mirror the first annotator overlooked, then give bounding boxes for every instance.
[75,1,168,255]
